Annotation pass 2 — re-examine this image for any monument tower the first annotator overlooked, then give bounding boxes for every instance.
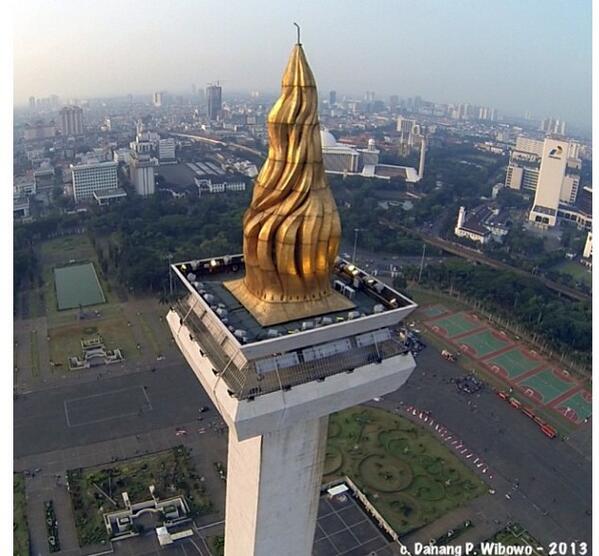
[167,31,417,556]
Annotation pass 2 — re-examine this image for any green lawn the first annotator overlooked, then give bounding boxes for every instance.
[14,473,30,556]
[39,236,118,325]
[552,261,592,287]
[49,316,138,371]
[325,406,487,535]
[67,446,212,546]
[473,523,544,555]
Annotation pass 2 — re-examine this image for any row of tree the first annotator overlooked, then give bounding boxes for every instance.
[404,259,591,364]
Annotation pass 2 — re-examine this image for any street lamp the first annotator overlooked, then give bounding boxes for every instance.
[352,228,362,264]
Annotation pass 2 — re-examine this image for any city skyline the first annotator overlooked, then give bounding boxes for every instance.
[13,0,592,129]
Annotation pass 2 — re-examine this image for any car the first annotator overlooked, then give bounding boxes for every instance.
[505,493,511,500]
[199,406,210,413]
[372,397,382,402]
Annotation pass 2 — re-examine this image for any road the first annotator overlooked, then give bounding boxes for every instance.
[169,131,265,158]
[381,219,591,302]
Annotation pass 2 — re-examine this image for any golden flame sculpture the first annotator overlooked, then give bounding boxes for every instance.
[225,40,354,326]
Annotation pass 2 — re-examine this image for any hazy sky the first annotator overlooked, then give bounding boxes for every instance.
[13,0,592,127]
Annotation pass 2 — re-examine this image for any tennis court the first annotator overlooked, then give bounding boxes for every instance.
[555,391,592,423]
[54,263,106,310]
[429,312,481,338]
[422,305,448,318]
[487,348,540,379]
[518,369,576,404]
[458,329,510,357]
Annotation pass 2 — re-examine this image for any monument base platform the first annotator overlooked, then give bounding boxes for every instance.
[224,278,355,326]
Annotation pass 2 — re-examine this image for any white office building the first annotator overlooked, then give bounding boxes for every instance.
[583,232,592,260]
[129,125,159,196]
[528,138,581,228]
[158,138,176,163]
[71,161,119,203]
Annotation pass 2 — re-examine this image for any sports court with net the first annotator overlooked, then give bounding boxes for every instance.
[554,391,592,423]
[518,368,578,404]
[486,348,542,379]
[456,329,511,357]
[54,263,106,310]
[426,312,482,338]
[421,304,591,426]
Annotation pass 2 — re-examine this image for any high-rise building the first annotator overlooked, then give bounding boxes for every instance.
[129,123,159,196]
[166,41,417,556]
[389,95,399,110]
[23,120,56,141]
[59,106,84,136]
[529,138,581,228]
[328,90,336,106]
[158,138,176,163]
[206,84,222,121]
[28,96,36,110]
[396,116,416,135]
[153,91,166,107]
[71,161,118,203]
[505,136,544,192]
[191,83,197,96]
[540,118,566,136]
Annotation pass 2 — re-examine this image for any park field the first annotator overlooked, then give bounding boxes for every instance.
[67,446,212,547]
[14,473,29,556]
[325,406,486,535]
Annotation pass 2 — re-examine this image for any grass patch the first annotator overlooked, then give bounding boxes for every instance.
[14,473,30,556]
[551,261,592,287]
[473,523,544,555]
[39,236,117,322]
[325,406,487,535]
[67,446,212,547]
[137,313,162,357]
[207,535,225,556]
[408,284,471,314]
[48,316,138,371]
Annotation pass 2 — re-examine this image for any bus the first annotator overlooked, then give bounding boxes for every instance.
[540,424,557,439]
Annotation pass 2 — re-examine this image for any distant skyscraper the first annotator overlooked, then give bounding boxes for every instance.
[206,84,222,121]
[59,106,84,136]
[540,118,566,136]
[329,90,336,106]
[389,95,399,110]
[153,91,166,107]
[192,83,197,96]
[28,96,36,110]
